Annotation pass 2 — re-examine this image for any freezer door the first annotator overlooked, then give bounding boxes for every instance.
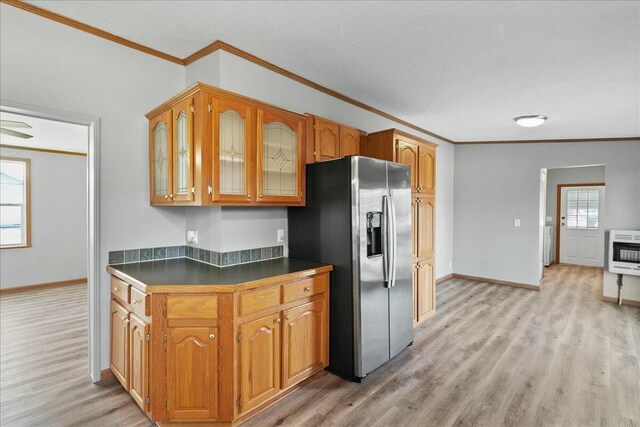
[387,162,414,358]
[353,157,390,377]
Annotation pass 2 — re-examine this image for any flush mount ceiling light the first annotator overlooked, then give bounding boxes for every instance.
[514,115,547,127]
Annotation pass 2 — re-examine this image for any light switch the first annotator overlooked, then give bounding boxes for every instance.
[514,219,521,227]
[277,229,285,243]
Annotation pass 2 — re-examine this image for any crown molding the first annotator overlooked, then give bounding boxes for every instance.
[456,136,640,145]
[3,0,638,146]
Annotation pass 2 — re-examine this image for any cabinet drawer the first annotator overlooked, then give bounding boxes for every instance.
[111,276,130,304]
[167,295,218,319]
[239,286,280,317]
[282,275,328,303]
[130,287,149,318]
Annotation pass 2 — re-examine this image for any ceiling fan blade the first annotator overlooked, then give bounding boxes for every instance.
[1,128,34,139]
[0,120,32,128]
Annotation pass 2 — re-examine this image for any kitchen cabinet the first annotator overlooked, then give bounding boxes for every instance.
[257,107,305,205]
[166,327,219,420]
[146,83,307,206]
[129,314,149,412]
[148,111,172,205]
[364,128,437,325]
[416,196,435,259]
[282,299,328,389]
[107,262,331,426]
[415,259,435,321]
[110,300,130,390]
[307,114,366,163]
[110,279,151,413]
[239,313,281,413]
[211,96,253,204]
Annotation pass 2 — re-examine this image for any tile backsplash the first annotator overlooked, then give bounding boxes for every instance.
[108,244,283,268]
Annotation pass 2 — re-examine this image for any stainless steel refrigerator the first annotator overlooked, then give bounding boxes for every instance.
[289,156,413,382]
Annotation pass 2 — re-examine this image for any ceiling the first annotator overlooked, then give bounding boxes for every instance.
[24,1,640,142]
[0,111,88,154]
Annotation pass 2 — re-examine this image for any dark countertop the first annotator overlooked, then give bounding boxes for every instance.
[107,257,332,292]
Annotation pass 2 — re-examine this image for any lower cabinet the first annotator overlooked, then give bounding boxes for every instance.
[166,327,219,420]
[239,313,281,413]
[415,259,435,322]
[129,314,149,411]
[110,285,151,414]
[110,299,130,390]
[108,269,331,426]
[282,300,327,388]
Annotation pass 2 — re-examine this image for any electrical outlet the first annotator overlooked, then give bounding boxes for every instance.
[277,229,285,243]
[514,219,521,227]
[187,230,198,244]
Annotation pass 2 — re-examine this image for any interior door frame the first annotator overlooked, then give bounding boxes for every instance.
[555,182,605,265]
[1,100,102,382]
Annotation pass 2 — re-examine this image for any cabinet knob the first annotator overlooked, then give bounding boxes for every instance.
[275,318,281,323]
[164,194,169,200]
[113,286,119,292]
[169,194,175,201]
[121,315,129,323]
[247,194,252,199]
[208,333,216,340]
[258,194,264,199]
[304,287,311,292]
[285,315,290,320]
[132,298,140,304]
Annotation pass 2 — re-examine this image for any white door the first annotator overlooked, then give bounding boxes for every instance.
[559,186,605,266]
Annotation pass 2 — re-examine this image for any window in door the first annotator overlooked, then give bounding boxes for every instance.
[566,189,599,230]
[0,157,31,248]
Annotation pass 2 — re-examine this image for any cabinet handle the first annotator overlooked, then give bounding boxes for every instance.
[304,287,311,292]
[132,298,141,304]
[208,333,216,340]
[275,318,281,323]
[208,185,213,195]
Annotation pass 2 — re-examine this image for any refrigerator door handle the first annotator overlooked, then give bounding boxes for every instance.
[389,189,397,287]
[382,194,391,287]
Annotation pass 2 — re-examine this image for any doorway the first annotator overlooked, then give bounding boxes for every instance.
[0,101,100,382]
[558,184,605,266]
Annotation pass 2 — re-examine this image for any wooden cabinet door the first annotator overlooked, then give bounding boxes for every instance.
[149,111,173,204]
[212,96,254,204]
[339,125,360,157]
[166,327,219,420]
[129,314,149,413]
[417,259,435,321]
[416,196,435,259]
[411,198,418,259]
[314,117,340,162]
[418,146,435,194]
[395,139,419,193]
[171,98,195,203]
[412,262,419,324]
[110,300,130,390]
[256,108,304,204]
[282,299,327,389]
[239,313,281,413]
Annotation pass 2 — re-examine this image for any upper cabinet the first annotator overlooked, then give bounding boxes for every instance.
[257,108,305,204]
[146,83,307,206]
[307,115,366,163]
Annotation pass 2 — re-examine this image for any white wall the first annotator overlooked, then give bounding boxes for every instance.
[454,141,640,296]
[185,50,456,279]
[0,5,187,370]
[0,148,87,288]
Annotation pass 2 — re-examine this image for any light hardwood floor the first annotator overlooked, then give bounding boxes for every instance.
[1,265,638,426]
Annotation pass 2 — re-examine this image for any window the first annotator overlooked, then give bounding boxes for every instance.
[566,189,599,230]
[0,157,31,248]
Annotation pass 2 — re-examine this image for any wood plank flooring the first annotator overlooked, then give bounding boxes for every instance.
[1,265,638,426]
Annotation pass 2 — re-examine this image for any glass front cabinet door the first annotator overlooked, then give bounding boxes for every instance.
[257,108,304,204]
[149,111,172,204]
[212,97,253,203]
[171,98,195,203]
